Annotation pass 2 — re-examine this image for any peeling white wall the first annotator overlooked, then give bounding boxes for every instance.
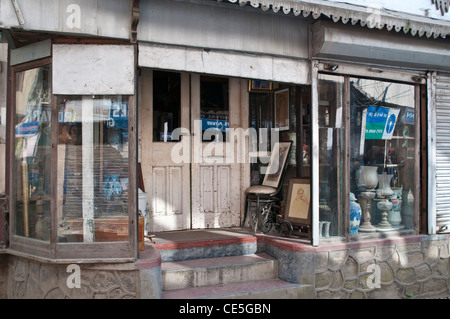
[138,0,309,59]
[53,44,135,95]
[0,0,130,38]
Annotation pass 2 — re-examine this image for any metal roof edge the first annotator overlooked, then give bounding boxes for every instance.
[218,0,450,38]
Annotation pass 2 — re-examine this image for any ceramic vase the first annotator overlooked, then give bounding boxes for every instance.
[389,187,403,226]
[357,166,379,190]
[349,193,362,235]
[377,173,393,197]
[377,198,393,228]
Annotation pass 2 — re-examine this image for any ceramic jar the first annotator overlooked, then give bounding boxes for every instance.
[356,166,379,190]
[377,198,393,228]
[389,187,403,226]
[349,193,362,235]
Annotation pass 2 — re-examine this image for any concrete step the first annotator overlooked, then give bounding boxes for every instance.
[162,253,278,291]
[162,278,310,299]
[153,229,258,262]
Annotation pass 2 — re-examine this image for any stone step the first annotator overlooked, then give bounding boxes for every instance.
[162,253,278,291]
[153,229,258,262]
[162,278,310,299]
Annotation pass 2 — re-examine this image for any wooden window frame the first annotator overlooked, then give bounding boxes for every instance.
[312,61,424,245]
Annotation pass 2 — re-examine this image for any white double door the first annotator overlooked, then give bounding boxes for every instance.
[140,70,249,232]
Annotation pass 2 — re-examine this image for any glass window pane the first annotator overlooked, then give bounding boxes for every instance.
[200,75,229,142]
[14,65,52,241]
[350,78,415,234]
[57,95,129,242]
[153,71,181,142]
[318,74,345,238]
[248,92,273,185]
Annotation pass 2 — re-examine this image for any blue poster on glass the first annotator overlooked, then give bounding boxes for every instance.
[201,118,229,132]
[107,102,128,129]
[364,106,400,140]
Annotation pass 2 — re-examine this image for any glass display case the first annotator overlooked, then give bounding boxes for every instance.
[349,77,416,233]
[317,73,417,239]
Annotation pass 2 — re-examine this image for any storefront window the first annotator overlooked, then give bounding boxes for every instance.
[350,78,415,234]
[153,71,181,142]
[57,95,129,242]
[318,72,417,239]
[318,74,345,238]
[14,65,52,241]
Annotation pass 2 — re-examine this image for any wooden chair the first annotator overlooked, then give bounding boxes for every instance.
[242,141,292,232]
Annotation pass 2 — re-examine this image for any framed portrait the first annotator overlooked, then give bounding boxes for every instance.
[262,141,292,188]
[274,88,289,131]
[285,178,311,225]
[249,80,272,92]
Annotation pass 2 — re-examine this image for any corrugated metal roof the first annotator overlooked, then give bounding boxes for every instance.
[218,0,450,38]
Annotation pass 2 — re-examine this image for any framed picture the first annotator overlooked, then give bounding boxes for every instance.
[262,141,292,188]
[249,80,272,92]
[274,88,289,131]
[285,178,311,225]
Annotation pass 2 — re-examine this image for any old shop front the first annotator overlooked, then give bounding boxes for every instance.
[0,0,450,299]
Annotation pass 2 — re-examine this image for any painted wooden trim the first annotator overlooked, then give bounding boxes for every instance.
[428,72,437,235]
[311,60,320,247]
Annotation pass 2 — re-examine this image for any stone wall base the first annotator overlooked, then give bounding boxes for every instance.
[0,235,449,299]
[262,234,450,299]
[0,245,161,299]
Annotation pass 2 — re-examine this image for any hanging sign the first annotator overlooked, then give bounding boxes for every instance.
[363,106,400,140]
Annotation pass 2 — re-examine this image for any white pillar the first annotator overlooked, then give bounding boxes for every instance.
[82,96,95,242]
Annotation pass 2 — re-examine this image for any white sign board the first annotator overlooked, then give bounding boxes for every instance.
[53,44,135,95]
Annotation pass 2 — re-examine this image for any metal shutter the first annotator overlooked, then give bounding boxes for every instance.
[435,74,450,233]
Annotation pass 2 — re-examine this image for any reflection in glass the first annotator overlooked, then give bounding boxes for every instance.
[57,95,129,242]
[14,65,52,241]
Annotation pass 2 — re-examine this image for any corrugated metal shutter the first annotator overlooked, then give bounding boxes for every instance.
[435,73,450,233]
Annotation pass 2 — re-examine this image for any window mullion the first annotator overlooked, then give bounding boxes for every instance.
[311,60,320,246]
[343,76,351,241]
[50,90,58,257]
